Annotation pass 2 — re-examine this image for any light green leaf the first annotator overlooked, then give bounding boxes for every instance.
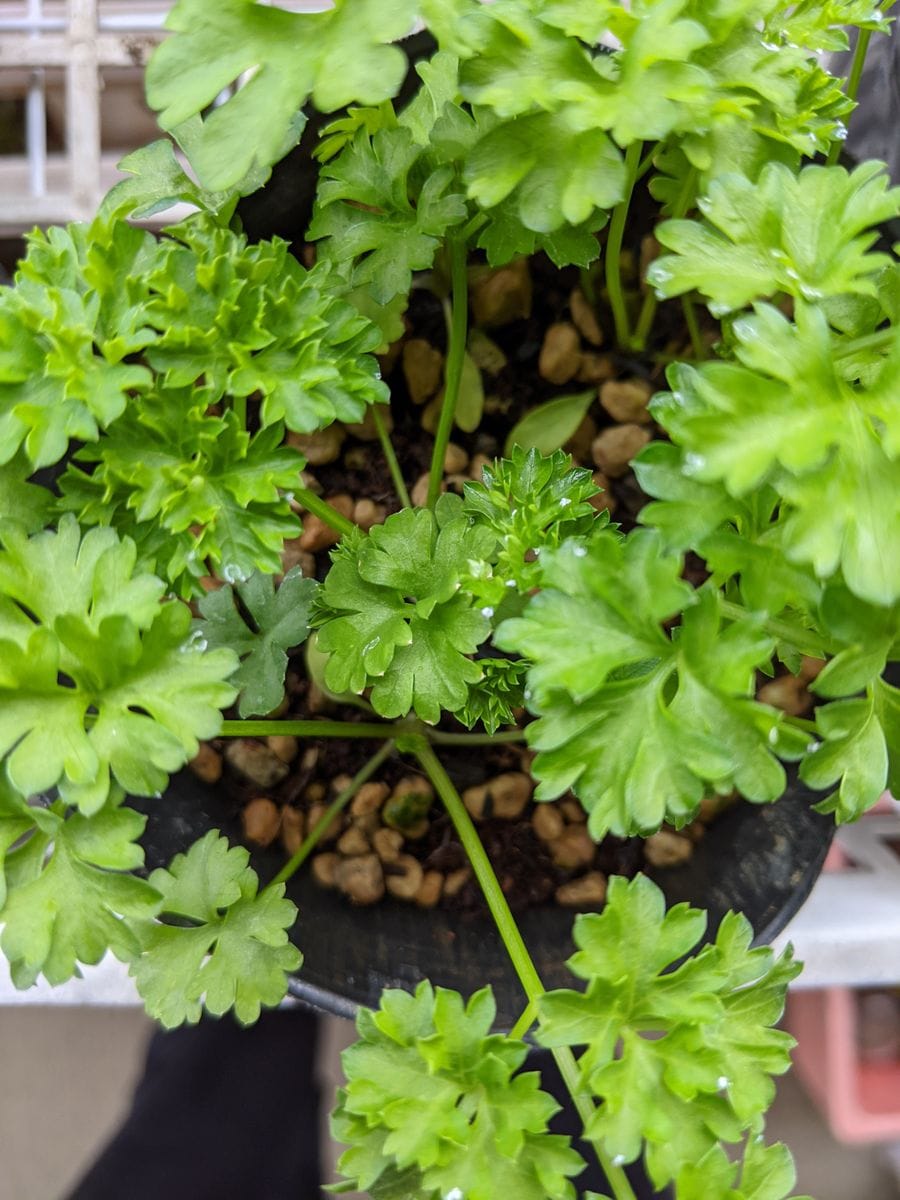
[504,391,596,457]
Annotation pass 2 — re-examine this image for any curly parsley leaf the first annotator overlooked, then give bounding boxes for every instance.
[130,830,301,1027]
[333,980,584,1200]
[0,518,238,813]
[196,568,317,718]
[145,0,416,191]
[537,875,800,1190]
[649,162,900,312]
[0,793,159,988]
[462,446,604,602]
[676,1139,811,1200]
[59,403,303,598]
[653,302,900,606]
[456,658,529,735]
[315,499,495,723]
[497,533,795,837]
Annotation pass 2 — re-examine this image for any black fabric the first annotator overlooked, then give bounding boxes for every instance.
[67,1010,670,1200]
[67,1008,322,1200]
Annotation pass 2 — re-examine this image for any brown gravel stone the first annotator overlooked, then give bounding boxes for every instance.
[353,498,386,532]
[550,825,597,870]
[443,866,473,897]
[599,378,653,424]
[280,806,305,855]
[337,825,371,857]
[569,288,604,345]
[299,515,340,554]
[372,828,404,863]
[589,471,617,515]
[287,427,345,465]
[471,259,532,328]
[225,740,290,788]
[411,471,444,506]
[266,735,298,763]
[307,803,341,844]
[468,452,493,481]
[591,424,652,477]
[560,799,587,823]
[532,804,565,843]
[385,854,425,900]
[757,674,812,716]
[335,854,385,905]
[444,442,470,474]
[280,539,316,576]
[351,781,390,817]
[189,743,222,785]
[555,871,608,907]
[415,870,444,908]
[643,830,694,867]
[539,322,581,385]
[402,338,444,404]
[487,772,532,820]
[241,797,281,847]
[345,406,392,441]
[463,785,489,821]
[577,353,616,384]
[312,852,339,888]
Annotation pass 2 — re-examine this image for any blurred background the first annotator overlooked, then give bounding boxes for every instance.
[1,3,899,1197]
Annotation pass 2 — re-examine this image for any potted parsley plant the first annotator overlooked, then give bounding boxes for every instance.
[1,2,898,1197]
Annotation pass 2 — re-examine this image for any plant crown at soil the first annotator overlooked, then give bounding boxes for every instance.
[0,1,896,1196]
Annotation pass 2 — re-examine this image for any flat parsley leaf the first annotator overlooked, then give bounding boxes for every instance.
[497,533,789,837]
[0,518,238,813]
[333,981,584,1200]
[197,568,317,718]
[130,830,301,1027]
[315,498,495,723]
[649,162,900,312]
[676,1139,811,1200]
[0,793,159,988]
[537,875,800,1190]
[146,0,416,191]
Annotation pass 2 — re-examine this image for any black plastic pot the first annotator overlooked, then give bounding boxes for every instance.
[137,769,833,1028]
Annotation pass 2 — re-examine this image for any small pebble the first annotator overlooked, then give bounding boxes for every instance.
[373,827,404,862]
[385,854,425,900]
[560,799,587,823]
[577,353,615,384]
[467,329,508,374]
[337,825,371,857]
[415,870,444,908]
[307,802,341,843]
[532,804,565,843]
[443,867,472,898]
[280,806,305,855]
[351,781,390,817]
[352,810,380,836]
[312,852,339,888]
[469,453,493,482]
[267,735,298,763]
[344,406,392,441]
[353,498,386,532]
[489,772,532,820]
[555,871,608,907]
[470,259,532,328]
[411,471,443,507]
[758,674,812,716]
[189,743,222,785]
[444,442,470,474]
[420,396,442,435]
[304,780,326,804]
[569,288,604,345]
[463,785,490,821]
[600,378,653,425]
[402,338,444,404]
[242,797,281,847]
[643,829,694,867]
[539,322,582,385]
[335,854,385,905]
[280,539,316,576]
[550,826,596,870]
[591,424,652,477]
[225,740,290,788]
[800,656,826,681]
[299,515,340,554]
[287,427,345,466]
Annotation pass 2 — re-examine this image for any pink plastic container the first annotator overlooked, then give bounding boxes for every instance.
[787,987,900,1143]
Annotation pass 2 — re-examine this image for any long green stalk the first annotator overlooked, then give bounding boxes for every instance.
[414,741,639,1200]
[682,295,706,359]
[295,487,356,537]
[428,728,526,746]
[605,140,643,350]
[719,600,826,658]
[372,406,412,509]
[267,741,395,889]
[220,719,397,739]
[827,24,874,165]
[426,237,470,508]
[631,165,697,351]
